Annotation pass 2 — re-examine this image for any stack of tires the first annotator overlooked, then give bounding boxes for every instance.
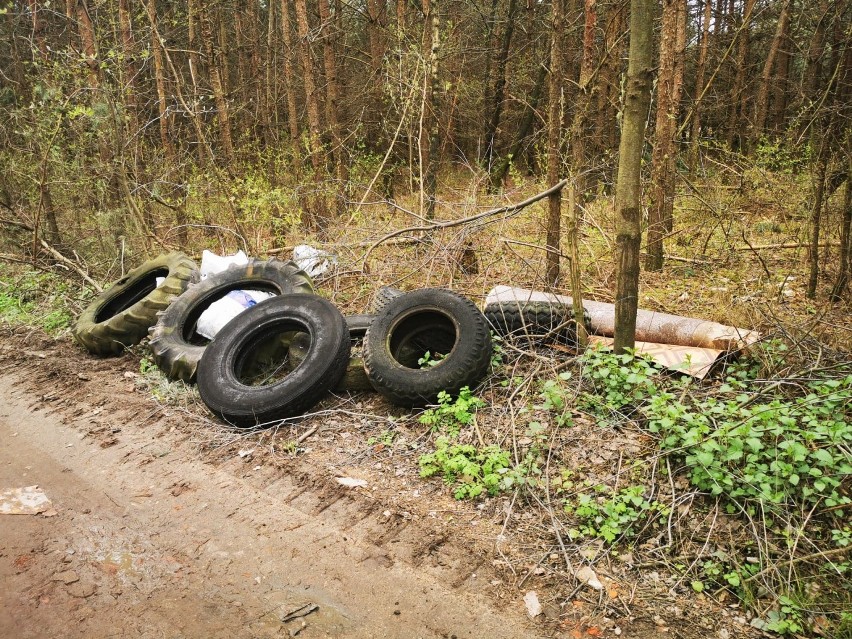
[73,254,532,429]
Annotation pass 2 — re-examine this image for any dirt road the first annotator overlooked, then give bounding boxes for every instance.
[0,351,538,638]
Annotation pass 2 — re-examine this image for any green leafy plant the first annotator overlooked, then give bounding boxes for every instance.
[536,373,574,426]
[418,350,445,368]
[490,332,505,370]
[645,375,852,513]
[565,484,669,543]
[418,437,521,499]
[579,348,661,417]
[367,429,397,447]
[0,268,73,335]
[418,386,485,437]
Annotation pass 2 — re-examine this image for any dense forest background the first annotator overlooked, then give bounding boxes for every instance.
[0,0,850,305]
[2,4,852,635]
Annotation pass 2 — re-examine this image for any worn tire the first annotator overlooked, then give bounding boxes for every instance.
[288,314,375,392]
[363,288,492,407]
[197,294,350,428]
[483,301,591,346]
[73,252,198,356]
[369,286,405,313]
[149,259,313,382]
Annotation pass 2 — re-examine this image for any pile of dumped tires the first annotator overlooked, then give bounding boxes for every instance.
[73,252,587,428]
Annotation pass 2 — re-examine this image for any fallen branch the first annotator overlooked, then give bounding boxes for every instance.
[0,216,34,232]
[732,241,841,251]
[39,240,103,292]
[638,251,712,265]
[267,236,422,255]
[500,237,572,260]
[0,253,34,265]
[295,424,321,444]
[361,180,568,271]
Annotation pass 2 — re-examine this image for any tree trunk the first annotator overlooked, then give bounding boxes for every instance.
[264,0,276,152]
[771,21,792,134]
[646,0,686,271]
[594,0,627,161]
[725,0,756,150]
[807,145,829,299]
[421,0,441,219]
[688,0,712,169]
[366,0,388,148]
[218,9,231,98]
[545,0,565,286]
[186,0,205,166]
[118,0,139,152]
[75,1,100,89]
[199,1,236,166]
[28,0,48,58]
[802,0,830,113]
[490,61,548,189]
[294,0,328,229]
[247,0,262,116]
[807,14,848,298]
[567,0,597,221]
[830,147,852,301]
[613,0,655,353]
[145,0,176,168]
[481,0,499,168]
[318,0,348,216]
[752,0,791,145]
[280,0,301,144]
[484,0,518,178]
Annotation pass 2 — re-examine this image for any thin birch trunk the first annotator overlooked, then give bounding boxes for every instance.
[199,1,236,165]
[613,0,655,352]
[545,0,565,286]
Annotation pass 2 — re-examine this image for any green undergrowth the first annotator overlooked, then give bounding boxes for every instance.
[0,265,75,336]
[576,343,852,636]
[413,340,850,635]
[136,356,200,406]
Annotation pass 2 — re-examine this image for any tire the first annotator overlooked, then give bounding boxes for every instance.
[197,294,350,428]
[148,259,313,382]
[73,252,199,356]
[288,314,375,392]
[483,301,592,346]
[363,288,492,407]
[369,286,405,313]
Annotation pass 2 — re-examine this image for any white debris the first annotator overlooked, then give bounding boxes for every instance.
[336,477,368,488]
[523,591,542,618]
[575,565,604,591]
[196,289,273,340]
[200,250,248,280]
[0,485,52,515]
[293,244,337,278]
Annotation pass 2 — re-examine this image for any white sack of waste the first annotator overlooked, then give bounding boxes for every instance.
[196,289,273,340]
[200,249,248,280]
[293,244,337,278]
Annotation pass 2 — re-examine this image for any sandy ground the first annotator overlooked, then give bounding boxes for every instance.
[0,345,541,638]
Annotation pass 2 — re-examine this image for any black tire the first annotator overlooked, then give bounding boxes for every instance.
[363,288,492,407]
[197,294,350,427]
[288,314,375,392]
[483,301,592,346]
[369,286,405,313]
[73,252,199,356]
[148,259,313,382]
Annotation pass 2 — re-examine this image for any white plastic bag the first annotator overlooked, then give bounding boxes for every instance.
[200,249,248,280]
[293,244,337,278]
[196,289,273,340]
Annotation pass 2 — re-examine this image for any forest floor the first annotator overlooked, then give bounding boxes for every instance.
[0,333,543,639]
[0,331,767,639]
[1,166,850,638]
